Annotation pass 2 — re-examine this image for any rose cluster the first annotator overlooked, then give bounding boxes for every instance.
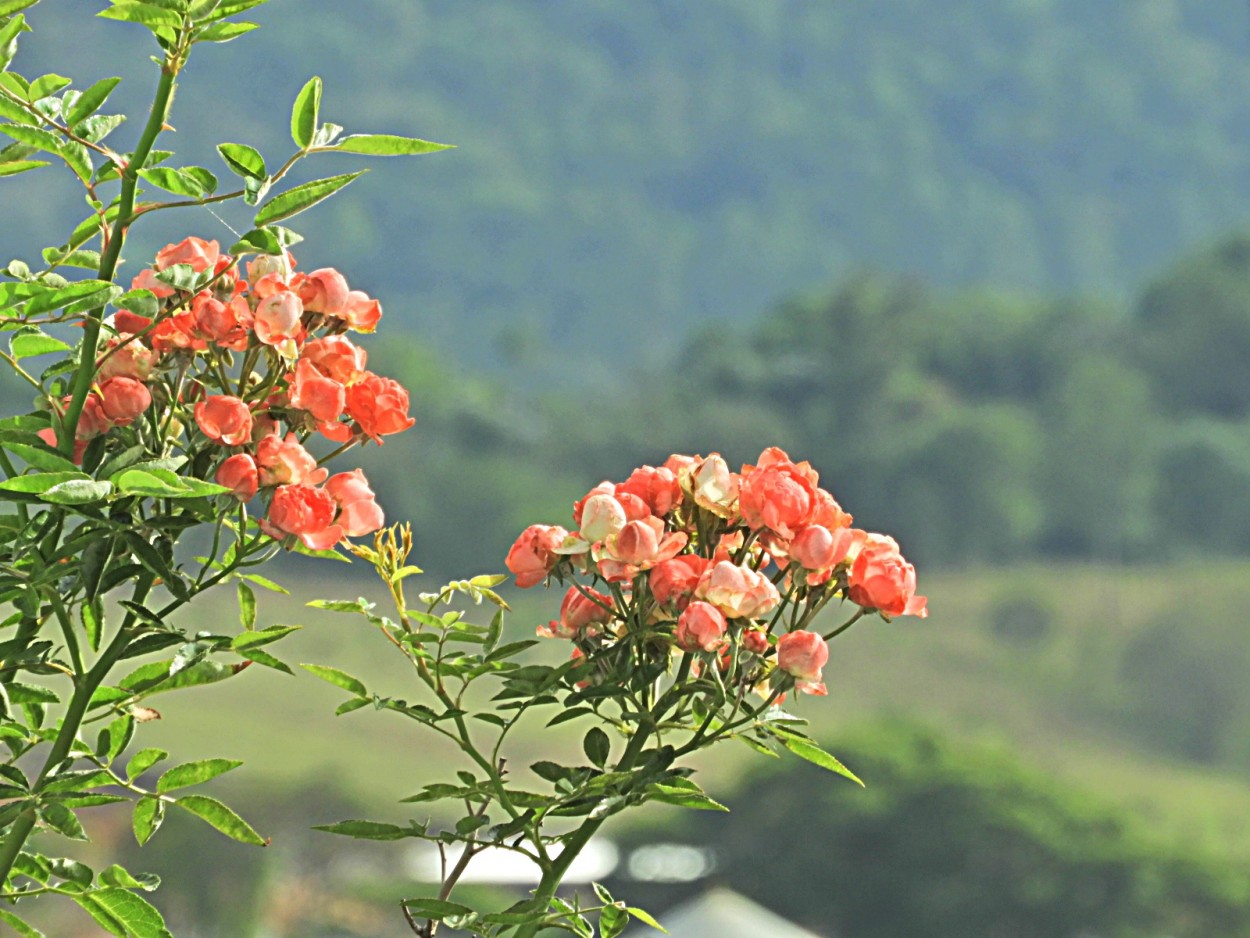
[506,447,926,698]
[44,236,413,551]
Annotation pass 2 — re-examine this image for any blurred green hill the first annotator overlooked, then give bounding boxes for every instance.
[7,1,1250,375]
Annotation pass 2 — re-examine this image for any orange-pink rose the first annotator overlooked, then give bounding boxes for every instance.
[776,629,828,696]
[675,601,729,653]
[253,290,304,349]
[538,586,613,639]
[738,447,820,539]
[155,236,220,273]
[97,335,156,382]
[847,534,927,618]
[506,524,569,588]
[216,453,259,500]
[695,560,781,619]
[194,395,253,446]
[96,377,151,426]
[345,372,414,442]
[649,555,709,613]
[294,268,350,316]
[616,465,682,517]
[260,483,343,551]
[325,469,385,537]
[595,517,687,582]
[342,290,382,332]
[289,358,346,423]
[300,336,368,385]
[257,432,326,487]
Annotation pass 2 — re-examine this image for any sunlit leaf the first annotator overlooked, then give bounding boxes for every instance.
[174,794,265,845]
[65,76,122,125]
[321,133,453,157]
[156,758,242,793]
[253,170,365,226]
[290,75,321,148]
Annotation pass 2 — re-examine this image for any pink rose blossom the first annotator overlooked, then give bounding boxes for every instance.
[260,483,342,550]
[538,586,613,640]
[848,534,927,618]
[325,469,385,537]
[256,433,326,487]
[194,395,253,446]
[97,376,151,426]
[675,601,729,653]
[777,629,828,696]
[695,560,782,619]
[216,453,259,500]
[506,524,569,588]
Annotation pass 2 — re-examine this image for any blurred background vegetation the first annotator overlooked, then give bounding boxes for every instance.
[5,0,1250,935]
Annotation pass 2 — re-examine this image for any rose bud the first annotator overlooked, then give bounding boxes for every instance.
[97,377,151,426]
[195,395,254,446]
[505,524,569,588]
[777,629,829,696]
[216,453,259,501]
[848,534,928,619]
[675,601,729,653]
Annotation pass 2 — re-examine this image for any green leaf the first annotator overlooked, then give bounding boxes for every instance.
[137,166,207,198]
[313,819,420,840]
[6,683,58,705]
[97,2,184,28]
[235,580,256,630]
[625,907,669,933]
[231,624,298,651]
[398,898,475,920]
[173,794,265,845]
[28,73,69,101]
[321,133,453,157]
[40,801,88,839]
[0,14,31,72]
[238,647,291,674]
[99,864,160,892]
[0,470,89,495]
[10,329,70,359]
[112,468,188,498]
[0,908,45,938]
[645,783,729,812]
[2,440,78,472]
[228,227,281,256]
[132,794,163,845]
[583,727,610,768]
[101,714,134,761]
[0,2,39,19]
[126,747,167,779]
[59,140,92,183]
[66,76,122,125]
[215,142,264,180]
[253,170,365,226]
[299,663,366,696]
[196,19,255,42]
[156,758,242,793]
[22,278,116,315]
[776,734,863,785]
[290,75,321,148]
[40,479,113,505]
[72,887,173,938]
[0,160,47,177]
[82,597,104,650]
[0,124,61,153]
[238,573,287,594]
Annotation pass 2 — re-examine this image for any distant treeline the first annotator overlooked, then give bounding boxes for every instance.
[8,1,1250,374]
[357,233,1250,574]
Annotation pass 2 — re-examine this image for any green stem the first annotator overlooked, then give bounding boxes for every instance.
[58,61,180,455]
[513,727,652,938]
[0,573,155,888]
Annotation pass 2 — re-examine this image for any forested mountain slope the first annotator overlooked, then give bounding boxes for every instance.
[6,1,1250,373]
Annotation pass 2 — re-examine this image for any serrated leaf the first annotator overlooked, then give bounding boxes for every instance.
[321,132,453,157]
[0,470,88,495]
[0,160,47,176]
[196,19,255,42]
[290,75,321,148]
[215,141,264,179]
[40,479,113,505]
[137,166,206,197]
[72,887,173,938]
[156,758,242,793]
[40,801,88,839]
[60,140,92,183]
[625,907,668,933]
[2,440,78,472]
[132,794,163,845]
[111,468,188,498]
[0,908,45,938]
[10,329,70,359]
[126,747,168,779]
[0,124,61,153]
[65,76,122,125]
[28,73,70,101]
[646,783,729,812]
[174,794,265,845]
[313,819,419,840]
[97,2,184,28]
[299,663,366,696]
[253,170,364,226]
[776,734,863,785]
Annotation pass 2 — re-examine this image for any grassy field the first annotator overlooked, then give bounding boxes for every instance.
[132,559,1250,860]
